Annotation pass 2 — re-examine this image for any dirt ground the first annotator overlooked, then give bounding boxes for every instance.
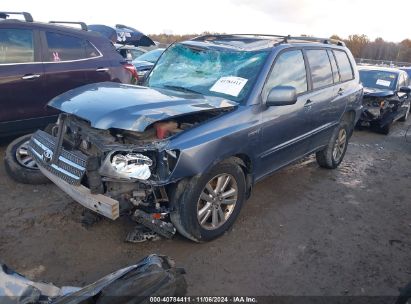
[0,121,410,296]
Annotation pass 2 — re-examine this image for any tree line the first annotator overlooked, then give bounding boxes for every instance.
[150,33,411,64]
[331,34,411,64]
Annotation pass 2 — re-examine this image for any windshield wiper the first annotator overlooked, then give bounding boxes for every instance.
[163,85,202,95]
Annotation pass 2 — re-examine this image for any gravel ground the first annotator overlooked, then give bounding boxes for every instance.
[0,121,410,296]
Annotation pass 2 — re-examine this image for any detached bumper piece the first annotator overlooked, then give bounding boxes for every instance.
[132,210,176,239]
[0,254,187,304]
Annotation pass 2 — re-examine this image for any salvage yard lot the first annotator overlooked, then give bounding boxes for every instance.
[0,122,410,296]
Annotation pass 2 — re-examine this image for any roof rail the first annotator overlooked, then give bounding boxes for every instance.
[49,21,87,31]
[0,11,33,22]
[285,35,346,47]
[197,34,345,47]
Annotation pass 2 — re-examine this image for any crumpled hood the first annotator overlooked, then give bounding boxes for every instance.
[363,87,395,98]
[48,82,238,132]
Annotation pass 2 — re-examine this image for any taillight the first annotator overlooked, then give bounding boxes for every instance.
[123,63,139,82]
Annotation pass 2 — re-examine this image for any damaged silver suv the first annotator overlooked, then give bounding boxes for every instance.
[28,35,363,242]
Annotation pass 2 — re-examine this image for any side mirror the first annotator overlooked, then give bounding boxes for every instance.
[265,86,297,106]
[399,86,411,94]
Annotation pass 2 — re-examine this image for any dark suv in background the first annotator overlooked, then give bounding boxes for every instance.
[1,12,137,183]
[27,34,363,242]
[0,12,137,138]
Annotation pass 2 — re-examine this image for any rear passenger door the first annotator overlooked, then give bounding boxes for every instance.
[303,49,341,150]
[304,48,353,151]
[40,31,107,110]
[0,27,46,125]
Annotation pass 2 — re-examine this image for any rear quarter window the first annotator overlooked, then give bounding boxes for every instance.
[0,28,34,64]
[306,49,333,89]
[45,32,99,61]
[333,50,354,82]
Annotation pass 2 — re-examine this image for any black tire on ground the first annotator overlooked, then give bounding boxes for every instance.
[170,159,246,242]
[316,120,350,169]
[4,134,50,184]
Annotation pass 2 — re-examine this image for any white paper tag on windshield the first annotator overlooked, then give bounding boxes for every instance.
[210,76,248,97]
[376,79,391,87]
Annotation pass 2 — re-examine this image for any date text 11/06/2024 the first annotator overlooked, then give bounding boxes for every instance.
[149,297,258,303]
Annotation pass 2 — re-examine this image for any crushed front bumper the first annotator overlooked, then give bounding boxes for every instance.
[38,166,120,220]
[28,130,120,220]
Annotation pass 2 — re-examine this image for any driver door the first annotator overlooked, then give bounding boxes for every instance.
[257,49,314,180]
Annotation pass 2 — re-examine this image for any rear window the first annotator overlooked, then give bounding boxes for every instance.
[0,28,34,64]
[306,49,333,89]
[45,32,99,61]
[334,50,354,81]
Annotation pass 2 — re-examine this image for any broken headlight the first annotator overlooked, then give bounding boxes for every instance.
[99,152,153,180]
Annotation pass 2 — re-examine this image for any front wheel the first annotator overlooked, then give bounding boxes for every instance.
[316,121,350,169]
[170,159,246,242]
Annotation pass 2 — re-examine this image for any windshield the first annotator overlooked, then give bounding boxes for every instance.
[134,48,164,63]
[147,43,270,102]
[359,70,398,90]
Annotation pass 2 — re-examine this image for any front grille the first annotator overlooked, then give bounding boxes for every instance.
[28,130,88,185]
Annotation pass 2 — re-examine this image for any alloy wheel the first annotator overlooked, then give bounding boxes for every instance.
[15,140,38,170]
[197,173,238,230]
[332,128,347,162]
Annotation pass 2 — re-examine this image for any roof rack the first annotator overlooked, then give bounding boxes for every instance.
[196,34,345,47]
[0,11,33,22]
[49,21,88,31]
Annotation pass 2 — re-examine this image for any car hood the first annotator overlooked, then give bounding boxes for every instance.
[133,60,154,69]
[48,82,238,132]
[363,87,395,97]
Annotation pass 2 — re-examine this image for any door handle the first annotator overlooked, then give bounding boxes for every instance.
[304,99,313,107]
[21,74,41,80]
[96,68,109,72]
[338,88,344,96]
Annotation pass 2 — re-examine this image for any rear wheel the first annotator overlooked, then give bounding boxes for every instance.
[316,120,350,169]
[170,159,246,242]
[4,134,50,184]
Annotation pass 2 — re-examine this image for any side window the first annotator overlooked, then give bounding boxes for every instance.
[0,29,34,64]
[45,32,98,61]
[327,50,340,83]
[306,49,333,89]
[333,50,354,81]
[264,50,307,96]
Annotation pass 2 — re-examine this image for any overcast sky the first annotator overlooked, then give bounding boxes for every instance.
[4,0,410,42]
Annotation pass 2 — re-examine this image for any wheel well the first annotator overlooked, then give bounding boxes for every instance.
[230,154,253,199]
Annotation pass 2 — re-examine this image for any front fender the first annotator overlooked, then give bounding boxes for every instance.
[167,106,260,180]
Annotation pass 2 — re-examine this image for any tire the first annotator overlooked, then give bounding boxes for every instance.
[4,134,50,184]
[316,120,350,169]
[170,159,246,242]
[399,103,410,122]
